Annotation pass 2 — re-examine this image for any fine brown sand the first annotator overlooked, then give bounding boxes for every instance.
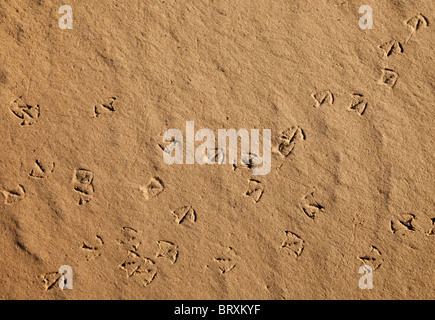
[0,0,434,300]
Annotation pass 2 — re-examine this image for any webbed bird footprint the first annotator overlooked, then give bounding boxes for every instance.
[141,177,164,200]
[390,213,417,234]
[281,231,304,258]
[406,14,428,33]
[213,247,237,274]
[348,93,368,115]
[73,169,95,205]
[118,226,141,252]
[275,126,305,158]
[245,179,264,203]
[119,256,157,287]
[358,246,383,271]
[30,159,55,179]
[172,206,196,224]
[81,235,104,261]
[94,97,117,117]
[380,68,399,88]
[9,97,40,126]
[379,40,403,57]
[312,90,334,108]
[301,191,325,220]
[2,185,26,205]
[40,272,62,291]
[233,152,259,171]
[155,241,178,264]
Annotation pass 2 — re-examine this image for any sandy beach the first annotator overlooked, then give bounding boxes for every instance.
[0,0,433,299]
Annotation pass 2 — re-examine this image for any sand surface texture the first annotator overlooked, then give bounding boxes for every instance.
[0,0,434,299]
